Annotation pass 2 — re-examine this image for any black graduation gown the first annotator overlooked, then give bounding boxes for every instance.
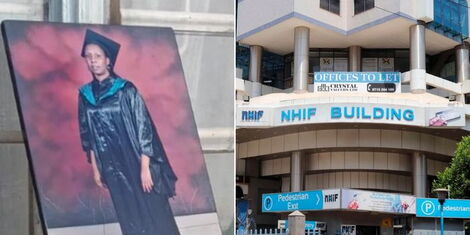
[78,76,180,235]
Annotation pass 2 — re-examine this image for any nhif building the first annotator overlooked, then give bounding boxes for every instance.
[236,0,470,234]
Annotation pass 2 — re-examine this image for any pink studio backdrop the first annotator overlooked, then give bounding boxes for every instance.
[2,21,215,227]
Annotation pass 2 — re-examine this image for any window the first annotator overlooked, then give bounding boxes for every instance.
[354,0,374,15]
[362,49,409,72]
[430,0,468,40]
[236,44,250,80]
[320,0,340,15]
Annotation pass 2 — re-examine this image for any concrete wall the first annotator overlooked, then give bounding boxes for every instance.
[305,171,413,193]
[236,0,294,37]
[237,129,458,159]
[237,0,434,37]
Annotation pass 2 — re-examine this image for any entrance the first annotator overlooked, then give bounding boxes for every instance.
[356,226,380,235]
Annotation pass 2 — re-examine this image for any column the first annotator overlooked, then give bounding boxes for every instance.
[249,45,263,97]
[349,46,361,72]
[48,0,112,24]
[290,151,304,192]
[409,21,427,94]
[288,210,306,235]
[293,26,310,92]
[48,0,77,22]
[412,152,427,197]
[455,43,469,103]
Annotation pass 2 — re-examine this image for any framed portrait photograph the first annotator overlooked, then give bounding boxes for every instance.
[1,21,220,235]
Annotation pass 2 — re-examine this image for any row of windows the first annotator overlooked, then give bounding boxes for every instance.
[236,46,462,90]
[320,0,374,15]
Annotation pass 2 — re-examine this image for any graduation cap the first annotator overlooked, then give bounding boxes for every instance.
[81,29,120,68]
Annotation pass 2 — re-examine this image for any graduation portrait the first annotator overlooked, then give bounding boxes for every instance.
[1,21,221,235]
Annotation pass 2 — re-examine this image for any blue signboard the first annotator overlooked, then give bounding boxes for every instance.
[416,198,470,218]
[282,220,317,230]
[262,190,323,212]
[314,72,401,83]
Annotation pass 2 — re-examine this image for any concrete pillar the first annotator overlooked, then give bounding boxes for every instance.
[412,152,427,197]
[48,0,77,22]
[409,21,427,94]
[455,43,469,103]
[288,210,305,235]
[293,26,310,92]
[290,151,304,192]
[349,46,361,72]
[48,0,113,24]
[249,45,263,97]
[455,43,470,83]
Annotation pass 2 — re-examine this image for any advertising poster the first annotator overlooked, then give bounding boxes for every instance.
[426,108,465,127]
[279,220,326,230]
[313,72,401,93]
[2,21,218,234]
[342,189,415,214]
[236,200,248,234]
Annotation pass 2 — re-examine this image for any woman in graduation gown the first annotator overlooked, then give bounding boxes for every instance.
[78,29,180,235]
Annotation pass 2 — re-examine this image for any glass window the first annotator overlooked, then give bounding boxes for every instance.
[320,0,340,15]
[354,0,374,15]
[261,50,285,88]
[430,0,468,40]
[440,61,456,82]
[236,45,250,80]
[362,49,410,72]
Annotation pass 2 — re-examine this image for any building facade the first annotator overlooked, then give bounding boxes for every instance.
[236,0,470,234]
[0,1,234,234]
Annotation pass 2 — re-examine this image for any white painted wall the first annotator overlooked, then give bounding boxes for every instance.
[238,0,434,37]
[237,0,294,36]
[293,0,346,30]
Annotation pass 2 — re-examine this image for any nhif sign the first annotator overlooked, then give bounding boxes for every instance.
[241,110,264,121]
[262,190,323,212]
[416,198,470,218]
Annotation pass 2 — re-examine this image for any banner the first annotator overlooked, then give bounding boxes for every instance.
[262,189,340,212]
[416,198,470,218]
[279,220,327,230]
[237,104,465,129]
[313,72,401,93]
[341,189,416,214]
[426,108,465,127]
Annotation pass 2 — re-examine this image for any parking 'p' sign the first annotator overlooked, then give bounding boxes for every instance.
[417,198,470,218]
[420,200,436,216]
